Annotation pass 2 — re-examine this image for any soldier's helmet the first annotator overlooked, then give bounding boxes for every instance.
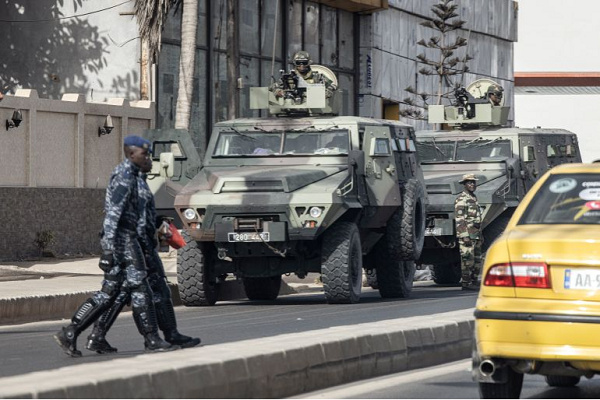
[486,84,504,104]
[459,173,479,184]
[292,51,312,74]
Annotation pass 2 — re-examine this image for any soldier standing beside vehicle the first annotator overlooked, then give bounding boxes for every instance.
[455,173,483,291]
[54,136,175,357]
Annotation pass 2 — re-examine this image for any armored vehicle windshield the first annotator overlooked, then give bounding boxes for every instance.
[417,138,512,163]
[213,129,349,157]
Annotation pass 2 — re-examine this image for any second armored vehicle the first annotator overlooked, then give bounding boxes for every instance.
[415,80,582,284]
[152,68,427,305]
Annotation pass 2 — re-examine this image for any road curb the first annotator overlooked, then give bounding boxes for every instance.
[0,309,474,398]
[0,281,298,325]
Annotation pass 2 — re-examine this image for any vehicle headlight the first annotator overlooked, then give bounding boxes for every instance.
[183,208,197,220]
[309,206,322,218]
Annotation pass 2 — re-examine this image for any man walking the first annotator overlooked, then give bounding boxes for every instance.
[54,136,174,356]
[455,173,483,291]
[85,171,200,353]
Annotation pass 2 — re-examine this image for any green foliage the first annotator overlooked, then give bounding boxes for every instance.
[400,0,471,121]
[35,230,56,254]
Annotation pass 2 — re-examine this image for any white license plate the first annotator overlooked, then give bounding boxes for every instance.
[564,268,600,290]
[425,227,442,236]
[227,232,270,242]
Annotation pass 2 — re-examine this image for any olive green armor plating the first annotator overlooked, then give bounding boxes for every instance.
[144,70,428,306]
[415,79,582,284]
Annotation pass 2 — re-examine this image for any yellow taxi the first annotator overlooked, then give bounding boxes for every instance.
[473,163,600,398]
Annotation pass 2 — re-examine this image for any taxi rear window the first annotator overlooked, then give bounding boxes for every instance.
[519,173,600,225]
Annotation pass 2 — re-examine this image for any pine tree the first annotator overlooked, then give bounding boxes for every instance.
[400,0,472,120]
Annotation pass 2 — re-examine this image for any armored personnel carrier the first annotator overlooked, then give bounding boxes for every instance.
[415,79,581,284]
[150,66,427,305]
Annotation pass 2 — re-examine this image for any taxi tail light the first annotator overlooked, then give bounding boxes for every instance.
[484,262,551,288]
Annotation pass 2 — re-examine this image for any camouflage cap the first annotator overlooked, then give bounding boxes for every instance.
[459,173,479,184]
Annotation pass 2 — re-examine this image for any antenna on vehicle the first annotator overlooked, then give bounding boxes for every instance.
[270,0,280,79]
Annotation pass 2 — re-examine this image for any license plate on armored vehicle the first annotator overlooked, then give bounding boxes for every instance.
[425,227,442,236]
[227,232,270,242]
[564,268,600,290]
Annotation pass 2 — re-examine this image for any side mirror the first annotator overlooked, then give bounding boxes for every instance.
[348,150,365,176]
[159,152,174,178]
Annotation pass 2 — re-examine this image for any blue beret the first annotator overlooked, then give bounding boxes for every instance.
[123,135,152,152]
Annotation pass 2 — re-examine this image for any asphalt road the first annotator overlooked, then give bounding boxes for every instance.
[298,359,600,399]
[0,283,476,379]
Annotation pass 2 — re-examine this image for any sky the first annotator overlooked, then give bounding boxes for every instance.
[514,0,600,72]
[513,0,600,162]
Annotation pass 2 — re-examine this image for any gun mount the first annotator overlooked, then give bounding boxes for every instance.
[250,65,338,116]
[428,79,509,128]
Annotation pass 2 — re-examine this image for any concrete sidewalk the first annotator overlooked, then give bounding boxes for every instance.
[0,253,314,325]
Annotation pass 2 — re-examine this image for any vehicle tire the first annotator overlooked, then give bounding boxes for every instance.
[374,236,416,298]
[321,221,362,304]
[365,268,378,289]
[482,209,514,252]
[478,367,524,399]
[177,231,220,306]
[545,375,581,387]
[432,262,462,285]
[242,276,282,301]
[394,179,426,260]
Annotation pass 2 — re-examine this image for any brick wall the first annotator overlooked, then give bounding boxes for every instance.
[0,188,105,260]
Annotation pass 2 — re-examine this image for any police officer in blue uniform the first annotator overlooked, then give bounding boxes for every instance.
[85,157,200,353]
[54,136,174,356]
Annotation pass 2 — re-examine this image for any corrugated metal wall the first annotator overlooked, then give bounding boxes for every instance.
[359,0,517,129]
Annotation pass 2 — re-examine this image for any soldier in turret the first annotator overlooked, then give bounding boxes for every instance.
[455,173,483,291]
[271,51,337,99]
[486,84,504,106]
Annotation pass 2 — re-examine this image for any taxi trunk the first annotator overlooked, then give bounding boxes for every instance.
[476,225,600,368]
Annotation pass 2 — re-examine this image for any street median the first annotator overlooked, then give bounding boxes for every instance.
[0,309,474,398]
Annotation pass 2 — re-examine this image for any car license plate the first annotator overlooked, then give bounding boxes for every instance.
[227,232,270,242]
[425,227,442,236]
[564,268,600,290]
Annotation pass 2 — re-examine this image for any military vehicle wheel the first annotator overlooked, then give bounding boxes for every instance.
[374,236,416,298]
[177,232,220,306]
[321,221,362,304]
[545,375,581,387]
[365,268,378,289]
[395,179,426,260]
[432,262,462,285]
[243,276,282,301]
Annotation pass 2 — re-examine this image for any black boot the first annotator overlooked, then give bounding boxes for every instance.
[165,331,201,348]
[156,295,201,348]
[144,332,179,352]
[86,291,128,354]
[86,333,118,354]
[54,298,108,357]
[133,304,177,352]
[54,326,82,357]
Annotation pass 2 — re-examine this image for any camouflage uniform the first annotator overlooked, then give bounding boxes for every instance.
[55,156,172,357]
[455,188,483,286]
[86,172,200,352]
